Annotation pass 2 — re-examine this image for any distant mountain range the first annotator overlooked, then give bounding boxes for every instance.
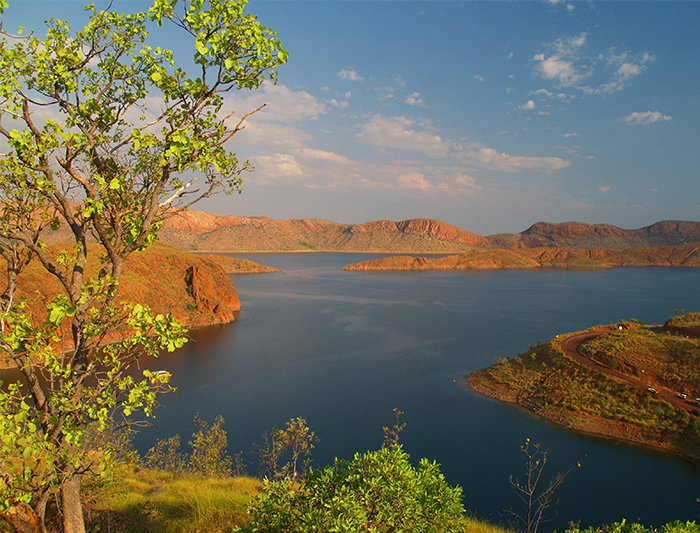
[159,210,700,253]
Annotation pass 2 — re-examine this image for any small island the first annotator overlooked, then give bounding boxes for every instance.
[467,312,700,461]
[342,243,700,271]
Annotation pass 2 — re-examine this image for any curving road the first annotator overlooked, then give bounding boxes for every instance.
[560,329,699,415]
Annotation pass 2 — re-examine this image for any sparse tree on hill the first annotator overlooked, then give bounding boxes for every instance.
[0,1,287,532]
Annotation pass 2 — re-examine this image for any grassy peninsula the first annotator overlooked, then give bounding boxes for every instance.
[468,314,700,461]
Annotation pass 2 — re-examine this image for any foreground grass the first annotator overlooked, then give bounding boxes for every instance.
[84,464,262,533]
[83,464,519,533]
[23,463,696,533]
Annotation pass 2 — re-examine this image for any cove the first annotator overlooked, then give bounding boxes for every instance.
[132,253,700,531]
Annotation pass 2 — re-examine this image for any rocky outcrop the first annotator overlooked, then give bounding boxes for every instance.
[184,265,239,324]
[0,243,242,330]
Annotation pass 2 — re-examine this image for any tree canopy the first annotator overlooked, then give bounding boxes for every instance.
[0,1,287,532]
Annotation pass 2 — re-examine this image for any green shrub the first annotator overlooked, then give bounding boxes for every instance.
[245,446,464,532]
[566,520,700,533]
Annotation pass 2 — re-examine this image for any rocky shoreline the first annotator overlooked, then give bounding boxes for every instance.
[0,245,277,370]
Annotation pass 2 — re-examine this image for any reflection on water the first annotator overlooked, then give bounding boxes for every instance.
[5,253,700,530]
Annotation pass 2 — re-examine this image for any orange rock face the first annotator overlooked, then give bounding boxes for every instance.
[1,243,241,331]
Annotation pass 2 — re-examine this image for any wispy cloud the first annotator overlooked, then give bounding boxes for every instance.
[398,173,432,191]
[533,33,589,87]
[405,92,426,106]
[624,111,672,126]
[519,100,536,110]
[222,81,326,123]
[532,34,653,95]
[339,68,364,82]
[457,147,571,174]
[353,116,450,157]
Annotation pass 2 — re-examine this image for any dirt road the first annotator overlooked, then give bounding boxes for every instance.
[560,329,698,415]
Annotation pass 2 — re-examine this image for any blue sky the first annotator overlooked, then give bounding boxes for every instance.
[3,1,699,235]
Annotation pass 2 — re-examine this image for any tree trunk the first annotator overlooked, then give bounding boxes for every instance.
[60,475,85,533]
[1,504,41,533]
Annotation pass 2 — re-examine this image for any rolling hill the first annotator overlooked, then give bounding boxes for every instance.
[158,210,700,253]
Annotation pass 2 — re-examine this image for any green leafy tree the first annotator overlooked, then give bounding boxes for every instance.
[254,417,318,482]
[246,445,464,533]
[0,1,287,532]
[144,413,234,477]
[189,413,233,478]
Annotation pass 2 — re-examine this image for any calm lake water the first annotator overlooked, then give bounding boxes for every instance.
[55,254,700,528]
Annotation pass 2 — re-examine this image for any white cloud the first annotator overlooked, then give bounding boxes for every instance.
[599,186,611,193]
[624,111,672,126]
[533,35,654,95]
[519,100,536,110]
[296,148,352,165]
[221,82,326,123]
[561,132,579,138]
[534,53,587,87]
[339,68,364,82]
[330,99,349,109]
[254,153,305,183]
[353,116,450,157]
[474,74,484,82]
[398,173,432,191]
[534,34,584,85]
[405,92,425,106]
[458,147,571,173]
[450,172,478,189]
[531,88,554,98]
[234,122,310,150]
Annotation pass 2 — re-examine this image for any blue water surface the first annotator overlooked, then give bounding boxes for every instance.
[127,254,700,530]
